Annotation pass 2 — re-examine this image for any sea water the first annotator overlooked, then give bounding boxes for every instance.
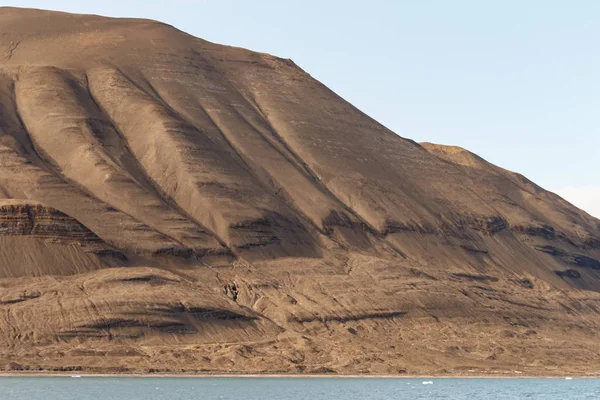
[0,377,598,399]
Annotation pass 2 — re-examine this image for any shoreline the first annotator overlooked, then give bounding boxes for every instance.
[0,372,598,379]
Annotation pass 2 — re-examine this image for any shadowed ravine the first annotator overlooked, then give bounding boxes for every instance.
[0,7,599,375]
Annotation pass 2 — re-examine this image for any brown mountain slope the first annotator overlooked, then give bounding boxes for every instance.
[0,7,599,375]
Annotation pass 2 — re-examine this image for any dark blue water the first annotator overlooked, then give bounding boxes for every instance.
[0,377,598,399]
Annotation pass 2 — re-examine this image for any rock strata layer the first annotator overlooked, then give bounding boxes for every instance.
[0,201,100,243]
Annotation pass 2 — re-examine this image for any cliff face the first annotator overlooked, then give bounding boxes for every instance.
[0,201,100,242]
[0,7,599,375]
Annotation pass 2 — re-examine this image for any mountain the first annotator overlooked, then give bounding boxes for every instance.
[0,7,599,375]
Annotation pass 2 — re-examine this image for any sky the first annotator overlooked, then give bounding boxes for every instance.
[6,0,600,217]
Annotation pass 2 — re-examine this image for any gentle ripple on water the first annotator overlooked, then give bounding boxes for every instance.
[0,377,599,400]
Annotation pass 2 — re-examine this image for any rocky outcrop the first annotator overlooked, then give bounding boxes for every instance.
[467,216,509,235]
[0,201,101,244]
[535,245,600,270]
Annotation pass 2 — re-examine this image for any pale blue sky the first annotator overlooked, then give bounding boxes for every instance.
[6,1,600,216]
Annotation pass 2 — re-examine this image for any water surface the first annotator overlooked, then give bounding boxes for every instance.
[0,377,598,399]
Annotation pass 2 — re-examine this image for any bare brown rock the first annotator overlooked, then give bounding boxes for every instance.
[0,200,100,242]
[0,7,599,376]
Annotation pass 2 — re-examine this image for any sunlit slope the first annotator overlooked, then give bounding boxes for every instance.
[0,7,599,375]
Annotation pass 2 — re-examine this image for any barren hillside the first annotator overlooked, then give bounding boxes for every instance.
[0,7,599,375]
